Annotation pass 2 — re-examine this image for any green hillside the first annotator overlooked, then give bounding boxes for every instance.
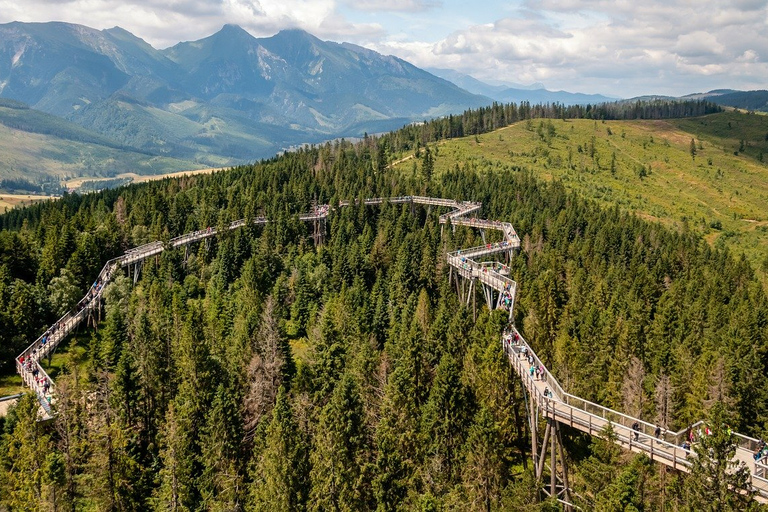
[2,132,768,510]
[0,102,205,188]
[394,111,768,268]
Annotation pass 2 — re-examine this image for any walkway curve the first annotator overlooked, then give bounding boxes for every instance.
[13,195,768,503]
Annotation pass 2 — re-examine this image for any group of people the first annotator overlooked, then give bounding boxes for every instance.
[503,329,551,393]
[18,356,50,396]
[313,204,330,216]
[77,276,106,311]
[678,425,715,450]
[529,362,546,381]
[499,291,513,311]
[17,264,115,409]
[481,240,512,251]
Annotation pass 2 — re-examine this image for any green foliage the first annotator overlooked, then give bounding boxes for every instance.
[684,402,758,511]
[250,387,309,511]
[1,113,768,511]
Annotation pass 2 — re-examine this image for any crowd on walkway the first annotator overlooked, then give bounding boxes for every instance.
[16,263,116,413]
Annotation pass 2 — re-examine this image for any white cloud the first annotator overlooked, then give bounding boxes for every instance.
[388,0,768,97]
[674,32,725,59]
[0,0,765,96]
[0,0,375,48]
[344,0,441,12]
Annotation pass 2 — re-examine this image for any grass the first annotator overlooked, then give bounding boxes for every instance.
[0,193,55,213]
[0,373,23,397]
[393,111,768,270]
[39,336,89,381]
[0,121,204,184]
[61,166,225,190]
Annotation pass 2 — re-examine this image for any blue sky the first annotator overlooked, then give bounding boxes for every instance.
[1,0,766,98]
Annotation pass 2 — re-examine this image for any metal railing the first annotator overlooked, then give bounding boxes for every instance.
[15,196,496,417]
[503,327,768,500]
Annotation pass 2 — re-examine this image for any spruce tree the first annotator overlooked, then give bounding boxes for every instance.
[250,387,309,511]
[685,402,757,511]
[310,374,371,511]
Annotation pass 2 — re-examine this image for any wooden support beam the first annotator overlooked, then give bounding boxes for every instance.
[536,421,552,480]
[551,419,557,499]
[556,423,573,512]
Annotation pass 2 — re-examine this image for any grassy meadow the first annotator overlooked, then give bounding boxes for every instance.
[395,111,768,270]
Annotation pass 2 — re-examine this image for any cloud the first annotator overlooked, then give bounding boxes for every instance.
[0,0,765,96]
[344,0,441,12]
[384,0,768,97]
[0,0,376,48]
[674,32,725,59]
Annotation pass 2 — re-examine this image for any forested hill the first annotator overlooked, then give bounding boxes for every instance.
[1,112,767,509]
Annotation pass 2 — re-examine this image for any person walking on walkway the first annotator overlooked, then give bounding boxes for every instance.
[632,421,640,442]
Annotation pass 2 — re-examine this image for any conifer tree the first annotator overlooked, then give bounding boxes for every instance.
[685,402,757,511]
[250,387,309,511]
[461,408,505,512]
[420,353,471,491]
[0,395,52,511]
[310,374,371,511]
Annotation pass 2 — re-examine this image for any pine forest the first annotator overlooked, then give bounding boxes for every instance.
[0,100,767,511]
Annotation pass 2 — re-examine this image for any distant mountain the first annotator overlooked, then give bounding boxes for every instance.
[426,68,545,96]
[0,22,490,167]
[427,68,616,105]
[0,98,201,185]
[682,90,768,112]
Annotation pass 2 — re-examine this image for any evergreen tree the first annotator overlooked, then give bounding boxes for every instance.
[0,395,52,511]
[461,408,505,512]
[250,387,309,511]
[684,403,757,511]
[420,353,471,491]
[310,374,371,511]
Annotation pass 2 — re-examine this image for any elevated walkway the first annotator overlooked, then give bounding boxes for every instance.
[503,327,768,503]
[13,195,768,504]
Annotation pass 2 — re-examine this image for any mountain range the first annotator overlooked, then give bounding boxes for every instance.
[1,21,766,190]
[426,68,616,105]
[0,21,489,169]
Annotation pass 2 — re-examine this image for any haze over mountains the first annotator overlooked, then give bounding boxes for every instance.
[426,68,617,105]
[0,21,488,168]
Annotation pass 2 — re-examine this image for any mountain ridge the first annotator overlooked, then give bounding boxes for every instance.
[0,21,490,165]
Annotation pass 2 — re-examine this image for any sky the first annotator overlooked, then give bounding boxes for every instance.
[1,0,766,98]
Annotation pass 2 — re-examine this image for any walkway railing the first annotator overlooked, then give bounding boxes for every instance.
[502,327,768,501]
[12,194,768,503]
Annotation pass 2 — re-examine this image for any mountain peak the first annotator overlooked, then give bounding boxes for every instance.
[268,28,322,46]
[213,24,254,39]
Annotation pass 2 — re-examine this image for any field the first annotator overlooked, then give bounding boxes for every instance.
[0,194,55,213]
[394,111,768,269]
[0,120,205,184]
[61,166,226,190]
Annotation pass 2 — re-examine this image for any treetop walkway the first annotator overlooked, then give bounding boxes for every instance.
[12,195,767,504]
